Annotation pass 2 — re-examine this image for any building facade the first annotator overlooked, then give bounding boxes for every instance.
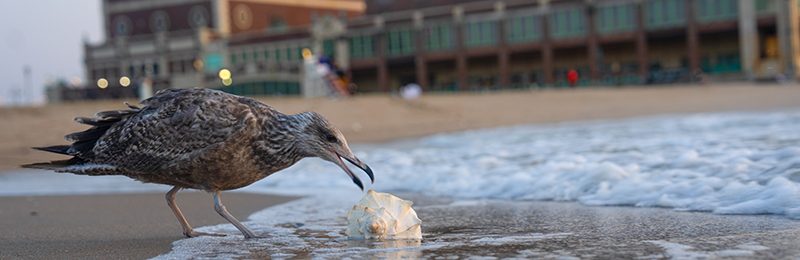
[82,0,363,98]
[81,0,800,99]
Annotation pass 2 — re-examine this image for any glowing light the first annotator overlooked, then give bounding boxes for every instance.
[302,48,312,60]
[219,69,231,79]
[193,59,204,70]
[71,76,82,87]
[97,78,109,89]
[120,76,131,87]
[222,77,232,86]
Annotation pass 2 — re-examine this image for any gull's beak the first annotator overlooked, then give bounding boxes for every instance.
[331,151,374,191]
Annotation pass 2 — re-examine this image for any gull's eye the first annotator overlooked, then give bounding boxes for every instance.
[325,133,338,143]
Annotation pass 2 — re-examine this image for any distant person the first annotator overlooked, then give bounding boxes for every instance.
[400,83,422,100]
[567,69,578,88]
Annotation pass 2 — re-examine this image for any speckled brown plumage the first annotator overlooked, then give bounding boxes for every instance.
[23,88,373,238]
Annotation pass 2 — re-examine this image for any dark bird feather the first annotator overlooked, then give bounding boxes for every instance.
[21,88,373,239]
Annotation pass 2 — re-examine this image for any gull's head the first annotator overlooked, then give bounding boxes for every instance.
[296,112,373,190]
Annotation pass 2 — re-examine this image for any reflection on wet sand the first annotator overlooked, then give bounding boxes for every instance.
[346,239,423,259]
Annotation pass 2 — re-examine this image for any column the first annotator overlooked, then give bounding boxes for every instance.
[377,32,389,92]
[738,0,758,80]
[497,2,510,88]
[777,0,795,77]
[636,1,649,79]
[542,13,554,84]
[415,30,429,89]
[686,0,700,72]
[791,0,800,78]
[586,4,600,80]
[456,24,468,90]
[498,19,511,88]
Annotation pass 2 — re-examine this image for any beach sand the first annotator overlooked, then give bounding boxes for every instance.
[2,83,800,259]
[0,192,296,259]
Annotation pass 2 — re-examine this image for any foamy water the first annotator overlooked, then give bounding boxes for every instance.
[243,110,800,218]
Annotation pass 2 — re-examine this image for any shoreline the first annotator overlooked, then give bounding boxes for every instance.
[3,83,800,258]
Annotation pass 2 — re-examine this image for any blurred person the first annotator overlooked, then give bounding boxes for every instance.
[400,83,422,100]
[567,69,578,88]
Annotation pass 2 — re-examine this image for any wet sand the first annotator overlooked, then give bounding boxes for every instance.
[2,83,800,259]
[0,192,296,259]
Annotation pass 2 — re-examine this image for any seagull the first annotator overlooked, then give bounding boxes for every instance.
[22,88,373,239]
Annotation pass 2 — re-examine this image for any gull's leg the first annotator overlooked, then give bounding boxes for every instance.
[166,186,224,237]
[213,191,263,239]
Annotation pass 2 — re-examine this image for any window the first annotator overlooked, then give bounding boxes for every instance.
[350,35,375,58]
[755,0,776,13]
[646,0,686,28]
[465,21,497,47]
[596,4,636,33]
[387,29,414,55]
[425,25,454,50]
[113,16,132,37]
[696,0,737,23]
[508,16,542,43]
[323,40,335,56]
[150,11,170,33]
[549,8,586,39]
[188,6,210,28]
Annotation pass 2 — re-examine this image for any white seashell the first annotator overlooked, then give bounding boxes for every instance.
[346,190,422,240]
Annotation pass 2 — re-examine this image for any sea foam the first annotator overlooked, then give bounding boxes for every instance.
[245,110,800,218]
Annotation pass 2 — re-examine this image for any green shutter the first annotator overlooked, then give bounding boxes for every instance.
[430,27,440,49]
[323,40,335,56]
[364,35,373,56]
[351,37,362,58]
[442,26,452,48]
[481,21,492,45]
[401,30,412,53]
[569,9,580,34]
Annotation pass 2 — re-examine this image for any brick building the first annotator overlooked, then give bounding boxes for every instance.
[80,0,800,98]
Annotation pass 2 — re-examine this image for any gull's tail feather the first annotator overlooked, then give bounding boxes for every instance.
[20,157,83,170]
[21,104,141,170]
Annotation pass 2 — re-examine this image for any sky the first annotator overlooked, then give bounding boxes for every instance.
[0,0,103,106]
